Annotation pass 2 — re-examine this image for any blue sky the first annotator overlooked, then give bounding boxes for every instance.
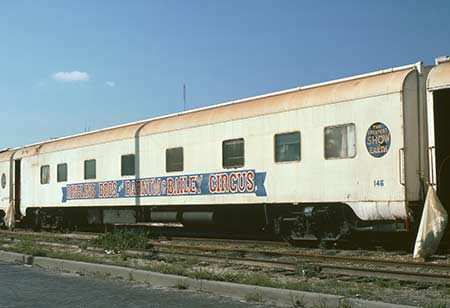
[1,0,449,149]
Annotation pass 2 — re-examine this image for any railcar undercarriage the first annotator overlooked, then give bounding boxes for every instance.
[272,204,354,244]
[10,202,412,247]
[0,211,4,228]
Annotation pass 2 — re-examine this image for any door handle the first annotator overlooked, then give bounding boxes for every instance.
[428,146,436,185]
[399,148,405,185]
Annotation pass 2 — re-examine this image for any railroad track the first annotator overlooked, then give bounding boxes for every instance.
[148,242,450,282]
[1,229,449,284]
[160,236,288,247]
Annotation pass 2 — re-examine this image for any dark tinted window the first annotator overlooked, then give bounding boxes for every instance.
[41,165,50,184]
[275,132,301,162]
[121,154,135,176]
[166,148,183,172]
[222,138,244,168]
[57,163,68,182]
[84,159,96,180]
[324,124,356,159]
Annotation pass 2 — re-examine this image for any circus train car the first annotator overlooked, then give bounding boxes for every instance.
[1,56,450,244]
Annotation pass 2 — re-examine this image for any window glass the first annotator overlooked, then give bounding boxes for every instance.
[121,154,135,176]
[57,163,68,182]
[324,124,356,159]
[223,138,244,168]
[275,132,301,162]
[84,159,96,179]
[41,165,50,184]
[166,148,183,172]
[1,173,6,189]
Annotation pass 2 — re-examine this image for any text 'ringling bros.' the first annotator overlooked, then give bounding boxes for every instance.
[61,170,267,202]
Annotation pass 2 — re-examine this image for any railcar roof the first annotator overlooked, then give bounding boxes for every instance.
[0,150,12,162]
[428,60,450,90]
[7,62,420,159]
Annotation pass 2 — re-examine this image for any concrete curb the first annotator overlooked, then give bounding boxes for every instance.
[0,250,416,308]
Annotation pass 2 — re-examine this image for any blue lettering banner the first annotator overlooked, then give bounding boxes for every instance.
[61,169,267,203]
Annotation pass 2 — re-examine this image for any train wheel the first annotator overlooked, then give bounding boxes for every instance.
[274,208,350,246]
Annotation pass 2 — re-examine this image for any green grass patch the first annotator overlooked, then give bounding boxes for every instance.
[145,262,189,276]
[243,292,264,303]
[91,230,151,252]
[174,279,190,290]
[296,262,321,278]
[424,303,449,308]
[11,239,48,257]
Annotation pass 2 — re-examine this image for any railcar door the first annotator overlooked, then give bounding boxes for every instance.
[427,57,450,210]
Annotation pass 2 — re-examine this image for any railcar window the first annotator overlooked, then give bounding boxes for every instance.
[166,147,183,172]
[223,138,244,168]
[121,154,135,176]
[275,132,301,162]
[40,165,50,184]
[324,124,356,159]
[57,163,68,182]
[1,173,6,189]
[84,159,96,180]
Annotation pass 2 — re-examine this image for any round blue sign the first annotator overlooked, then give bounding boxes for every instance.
[366,122,391,158]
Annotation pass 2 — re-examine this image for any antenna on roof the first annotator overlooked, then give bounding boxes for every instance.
[183,83,187,112]
[84,120,92,132]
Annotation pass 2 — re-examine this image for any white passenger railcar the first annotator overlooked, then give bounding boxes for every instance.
[1,57,450,242]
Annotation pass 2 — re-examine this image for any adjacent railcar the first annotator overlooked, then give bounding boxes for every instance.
[1,57,450,243]
[0,150,12,225]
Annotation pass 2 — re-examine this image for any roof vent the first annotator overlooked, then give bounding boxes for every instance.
[435,56,450,65]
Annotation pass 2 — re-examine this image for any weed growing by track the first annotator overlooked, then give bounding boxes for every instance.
[425,303,449,308]
[12,239,48,257]
[174,279,190,290]
[243,292,264,303]
[295,262,321,277]
[92,230,150,252]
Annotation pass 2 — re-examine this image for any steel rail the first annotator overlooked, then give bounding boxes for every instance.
[161,236,288,247]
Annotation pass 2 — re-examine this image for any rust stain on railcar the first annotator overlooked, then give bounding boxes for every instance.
[21,124,144,158]
[138,68,412,136]
[27,68,413,155]
[11,145,45,160]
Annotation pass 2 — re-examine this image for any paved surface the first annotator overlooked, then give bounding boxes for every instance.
[0,261,274,308]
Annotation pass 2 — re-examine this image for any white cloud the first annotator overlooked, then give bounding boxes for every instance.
[52,71,90,82]
[105,81,115,87]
